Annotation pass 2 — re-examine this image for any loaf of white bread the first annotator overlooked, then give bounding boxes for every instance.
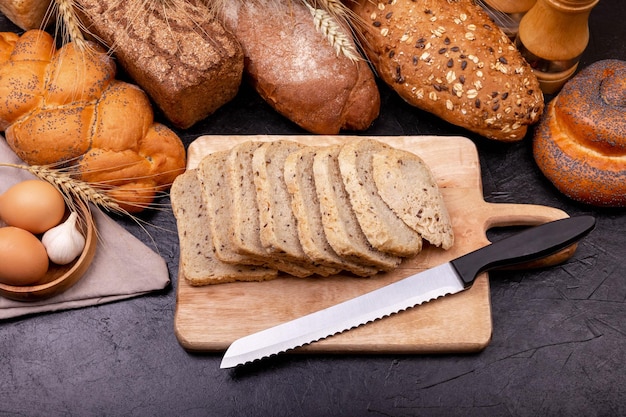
[172,138,454,285]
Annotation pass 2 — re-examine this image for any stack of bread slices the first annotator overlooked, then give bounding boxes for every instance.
[171,138,454,285]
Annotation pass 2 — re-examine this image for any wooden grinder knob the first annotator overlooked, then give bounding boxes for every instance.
[516,0,600,94]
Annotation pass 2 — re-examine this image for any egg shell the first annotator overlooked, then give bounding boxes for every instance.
[0,179,66,234]
[0,226,49,286]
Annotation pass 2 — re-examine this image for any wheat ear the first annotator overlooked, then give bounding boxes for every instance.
[0,163,128,216]
[303,0,361,62]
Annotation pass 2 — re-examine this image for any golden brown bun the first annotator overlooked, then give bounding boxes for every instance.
[0,0,51,30]
[349,0,544,141]
[220,0,380,134]
[0,30,186,212]
[533,59,626,207]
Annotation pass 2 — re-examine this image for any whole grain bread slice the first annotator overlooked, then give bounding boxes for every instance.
[197,151,264,266]
[227,140,315,277]
[313,145,401,271]
[338,138,423,257]
[252,140,339,277]
[171,169,277,285]
[284,146,380,277]
[372,148,455,249]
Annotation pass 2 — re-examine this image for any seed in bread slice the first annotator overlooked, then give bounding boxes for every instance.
[338,138,423,257]
[227,140,315,277]
[171,169,278,285]
[284,146,381,277]
[252,140,339,277]
[313,145,401,271]
[371,148,455,250]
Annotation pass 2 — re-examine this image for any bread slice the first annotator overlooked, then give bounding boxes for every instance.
[284,146,380,277]
[227,140,314,277]
[313,145,401,271]
[252,140,339,277]
[171,169,277,285]
[197,151,263,266]
[338,138,423,257]
[372,148,455,249]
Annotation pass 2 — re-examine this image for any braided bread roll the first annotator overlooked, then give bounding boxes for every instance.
[533,59,626,207]
[0,30,186,212]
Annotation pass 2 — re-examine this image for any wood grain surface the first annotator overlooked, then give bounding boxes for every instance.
[174,135,570,353]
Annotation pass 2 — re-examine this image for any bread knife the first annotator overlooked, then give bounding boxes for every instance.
[221,215,596,368]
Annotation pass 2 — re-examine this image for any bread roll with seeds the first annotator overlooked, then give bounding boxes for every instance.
[533,59,626,207]
[349,0,544,141]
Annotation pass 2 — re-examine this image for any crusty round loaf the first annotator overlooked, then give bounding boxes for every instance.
[0,30,185,212]
[533,59,626,207]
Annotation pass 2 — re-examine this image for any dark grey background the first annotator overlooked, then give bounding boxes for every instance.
[1,2,625,416]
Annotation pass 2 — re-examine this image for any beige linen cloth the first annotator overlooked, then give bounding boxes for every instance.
[0,137,171,319]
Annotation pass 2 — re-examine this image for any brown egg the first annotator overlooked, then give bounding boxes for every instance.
[0,179,66,234]
[0,226,49,286]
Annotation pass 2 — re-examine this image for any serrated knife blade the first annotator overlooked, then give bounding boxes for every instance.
[221,215,595,369]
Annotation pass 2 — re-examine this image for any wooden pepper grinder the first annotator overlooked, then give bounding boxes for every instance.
[516,0,599,94]
[480,0,537,39]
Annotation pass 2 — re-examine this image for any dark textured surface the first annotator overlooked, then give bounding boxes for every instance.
[1,3,625,416]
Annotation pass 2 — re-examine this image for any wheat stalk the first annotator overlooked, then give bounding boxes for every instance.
[303,0,361,62]
[0,162,127,216]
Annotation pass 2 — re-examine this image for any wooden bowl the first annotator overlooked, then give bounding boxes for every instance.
[0,202,97,302]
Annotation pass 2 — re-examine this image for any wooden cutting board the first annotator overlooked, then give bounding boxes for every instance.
[174,135,569,354]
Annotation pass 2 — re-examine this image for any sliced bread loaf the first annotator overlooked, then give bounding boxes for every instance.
[227,140,314,277]
[372,148,455,249]
[284,146,380,277]
[313,145,401,271]
[171,169,278,285]
[338,138,423,256]
[252,140,339,277]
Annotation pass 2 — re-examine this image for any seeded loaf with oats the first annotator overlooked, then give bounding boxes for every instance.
[252,140,339,277]
[227,141,315,277]
[219,0,380,134]
[75,0,244,129]
[349,0,544,141]
[284,146,380,277]
[371,148,454,249]
[313,145,401,271]
[338,138,423,256]
[171,169,278,286]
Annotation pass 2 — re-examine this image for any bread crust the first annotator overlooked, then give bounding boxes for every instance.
[220,0,380,134]
[350,0,544,141]
[75,0,244,129]
[533,59,626,207]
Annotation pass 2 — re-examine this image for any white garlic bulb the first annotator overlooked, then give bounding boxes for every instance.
[41,212,86,265]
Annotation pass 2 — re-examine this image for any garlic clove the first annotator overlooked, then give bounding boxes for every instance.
[41,211,86,265]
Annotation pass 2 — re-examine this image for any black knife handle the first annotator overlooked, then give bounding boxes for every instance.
[450,215,595,287]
